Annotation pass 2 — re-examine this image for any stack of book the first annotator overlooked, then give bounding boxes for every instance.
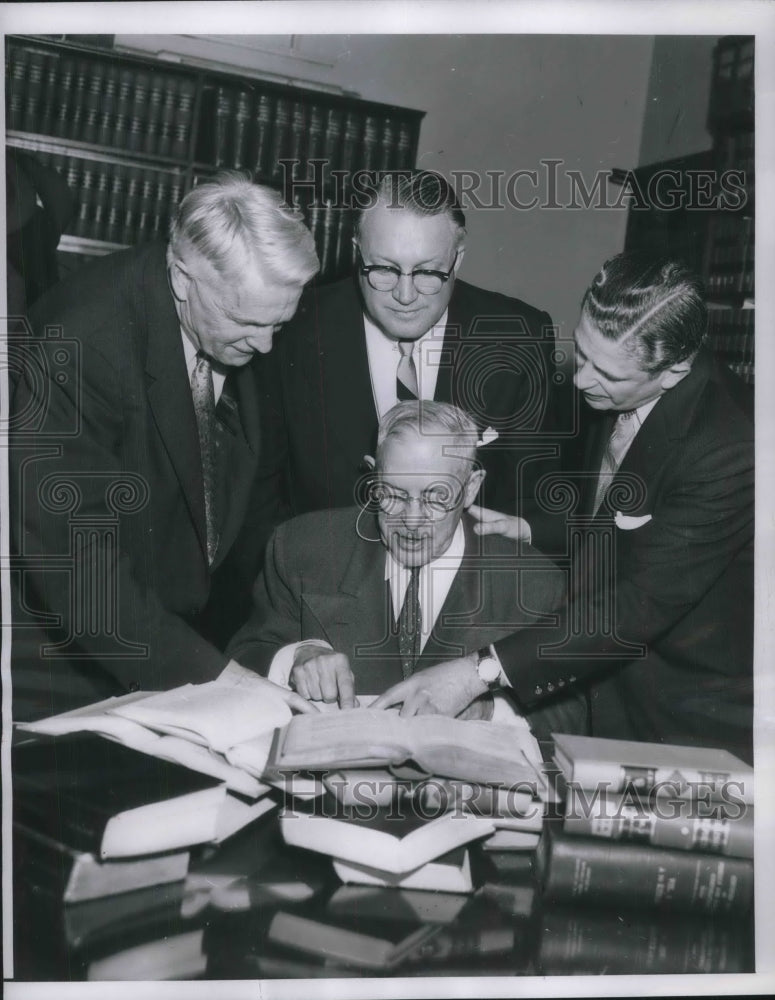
[266,708,548,893]
[541,734,754,917]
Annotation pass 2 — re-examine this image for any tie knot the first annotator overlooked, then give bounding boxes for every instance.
[398,340,415,358]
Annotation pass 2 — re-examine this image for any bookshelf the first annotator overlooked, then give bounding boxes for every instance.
[5,34,425,283]
[611,36,754,383]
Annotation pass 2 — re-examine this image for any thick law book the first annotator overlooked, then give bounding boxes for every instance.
[13,733,228,859]
[562,788,754,858]
[332,847,474,894]
[14,823,190,903]
[279,793,496,874]
[18,676,292,797]
[538,906,753,975]
[267,708,545,788]
[541,828,754,916]
[552,733,753,802]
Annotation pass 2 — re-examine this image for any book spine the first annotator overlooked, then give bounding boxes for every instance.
[171,78,196,160]
[568,761,752,802]
[7,44,29,131]
[157,76,176,158]
[543,832,753,915]
[143,72,165,156]
[539,907,751,975]
[113,67,135,148]
[15,790,109,855]
[213,85,234,167]
[22,50,46,134]
[232,89,253,171]
[563,800,754,858]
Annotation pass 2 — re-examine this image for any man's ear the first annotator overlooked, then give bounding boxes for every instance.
[658,359,693,391]
[463,467,485,508]
[167,256,191,303]
[362,454,376,471]
[453,243,466,273]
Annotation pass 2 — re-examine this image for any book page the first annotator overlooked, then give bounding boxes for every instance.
[276,709,410,766]
[111,681,292,753]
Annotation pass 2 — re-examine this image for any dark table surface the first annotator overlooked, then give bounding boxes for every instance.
[12,803,754,982]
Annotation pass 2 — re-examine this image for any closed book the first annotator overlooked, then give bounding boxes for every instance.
[86,928,206,981]
[327,883,470,925]
[538,906,753,975]
[482,829,541,852]
[552,733,753,802]
[267,909,441,972]
[61,881,188,953]
[15,823,190,904]
[280,793,495,874]
[13,733,227,858]
[333,847,474,894]
[563,788,753,858]
[268,708,544,789]
[542,828,753,916]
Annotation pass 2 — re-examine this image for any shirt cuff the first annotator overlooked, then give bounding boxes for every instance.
[267,640,333,687]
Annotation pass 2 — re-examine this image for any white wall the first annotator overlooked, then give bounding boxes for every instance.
[118,33,655,340]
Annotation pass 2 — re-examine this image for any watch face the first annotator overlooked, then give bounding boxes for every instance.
[477,655,500,684]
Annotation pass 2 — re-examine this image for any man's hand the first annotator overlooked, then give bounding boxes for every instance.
[290,649,358,709]
[371,655,487,718]
[469,503,532,542]
[218,659,319,714]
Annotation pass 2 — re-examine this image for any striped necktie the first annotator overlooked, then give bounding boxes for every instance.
[190,351,219,564]
[396,340,419,400]
[398,566,422,679]
[592,409,640,516]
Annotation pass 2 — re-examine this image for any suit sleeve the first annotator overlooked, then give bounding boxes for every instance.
[494,430,754,705]
[226,523,305,674]
[10,331,227,694]
[474,306,565,526]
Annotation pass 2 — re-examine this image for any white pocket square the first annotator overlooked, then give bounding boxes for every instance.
[477,426,499,447]
[615,511,653,530]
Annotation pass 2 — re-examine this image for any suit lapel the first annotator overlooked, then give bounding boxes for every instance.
[143,261,209,559]
[434,283,469,406]
[599,352,713,517]
[308,280,379,466]
[301,514,394,657]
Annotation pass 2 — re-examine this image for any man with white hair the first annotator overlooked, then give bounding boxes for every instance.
[228,401,585,734]
[10,172,320,717]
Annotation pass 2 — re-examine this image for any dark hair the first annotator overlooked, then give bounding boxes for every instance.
[354,170,466,240]
[581,253,707,374]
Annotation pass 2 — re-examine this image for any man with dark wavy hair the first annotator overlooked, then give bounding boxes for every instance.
[374,253,754,762]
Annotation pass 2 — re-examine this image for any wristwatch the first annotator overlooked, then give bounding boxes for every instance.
[475,646,501,687]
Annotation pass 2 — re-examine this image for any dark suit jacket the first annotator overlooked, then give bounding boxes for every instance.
[228,509,566,695]
[496,350,754,761]
[10,242,276,714]
[261,276,563,521]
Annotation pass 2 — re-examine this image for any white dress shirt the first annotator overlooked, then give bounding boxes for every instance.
[363,309,449,419]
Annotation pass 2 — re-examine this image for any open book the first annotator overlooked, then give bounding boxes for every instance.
[265,708,545,790]
[16,677,293,798]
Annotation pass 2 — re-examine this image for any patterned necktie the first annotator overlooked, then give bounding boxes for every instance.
[592,409,640,515]
[190,351,219,564]
[398,566,422,679]
[396,340,419,400]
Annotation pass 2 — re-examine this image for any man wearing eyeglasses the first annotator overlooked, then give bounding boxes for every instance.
[226,401,585,731]
[260,170,560,529]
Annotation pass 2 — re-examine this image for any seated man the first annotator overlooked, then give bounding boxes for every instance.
[228,401,587,734]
